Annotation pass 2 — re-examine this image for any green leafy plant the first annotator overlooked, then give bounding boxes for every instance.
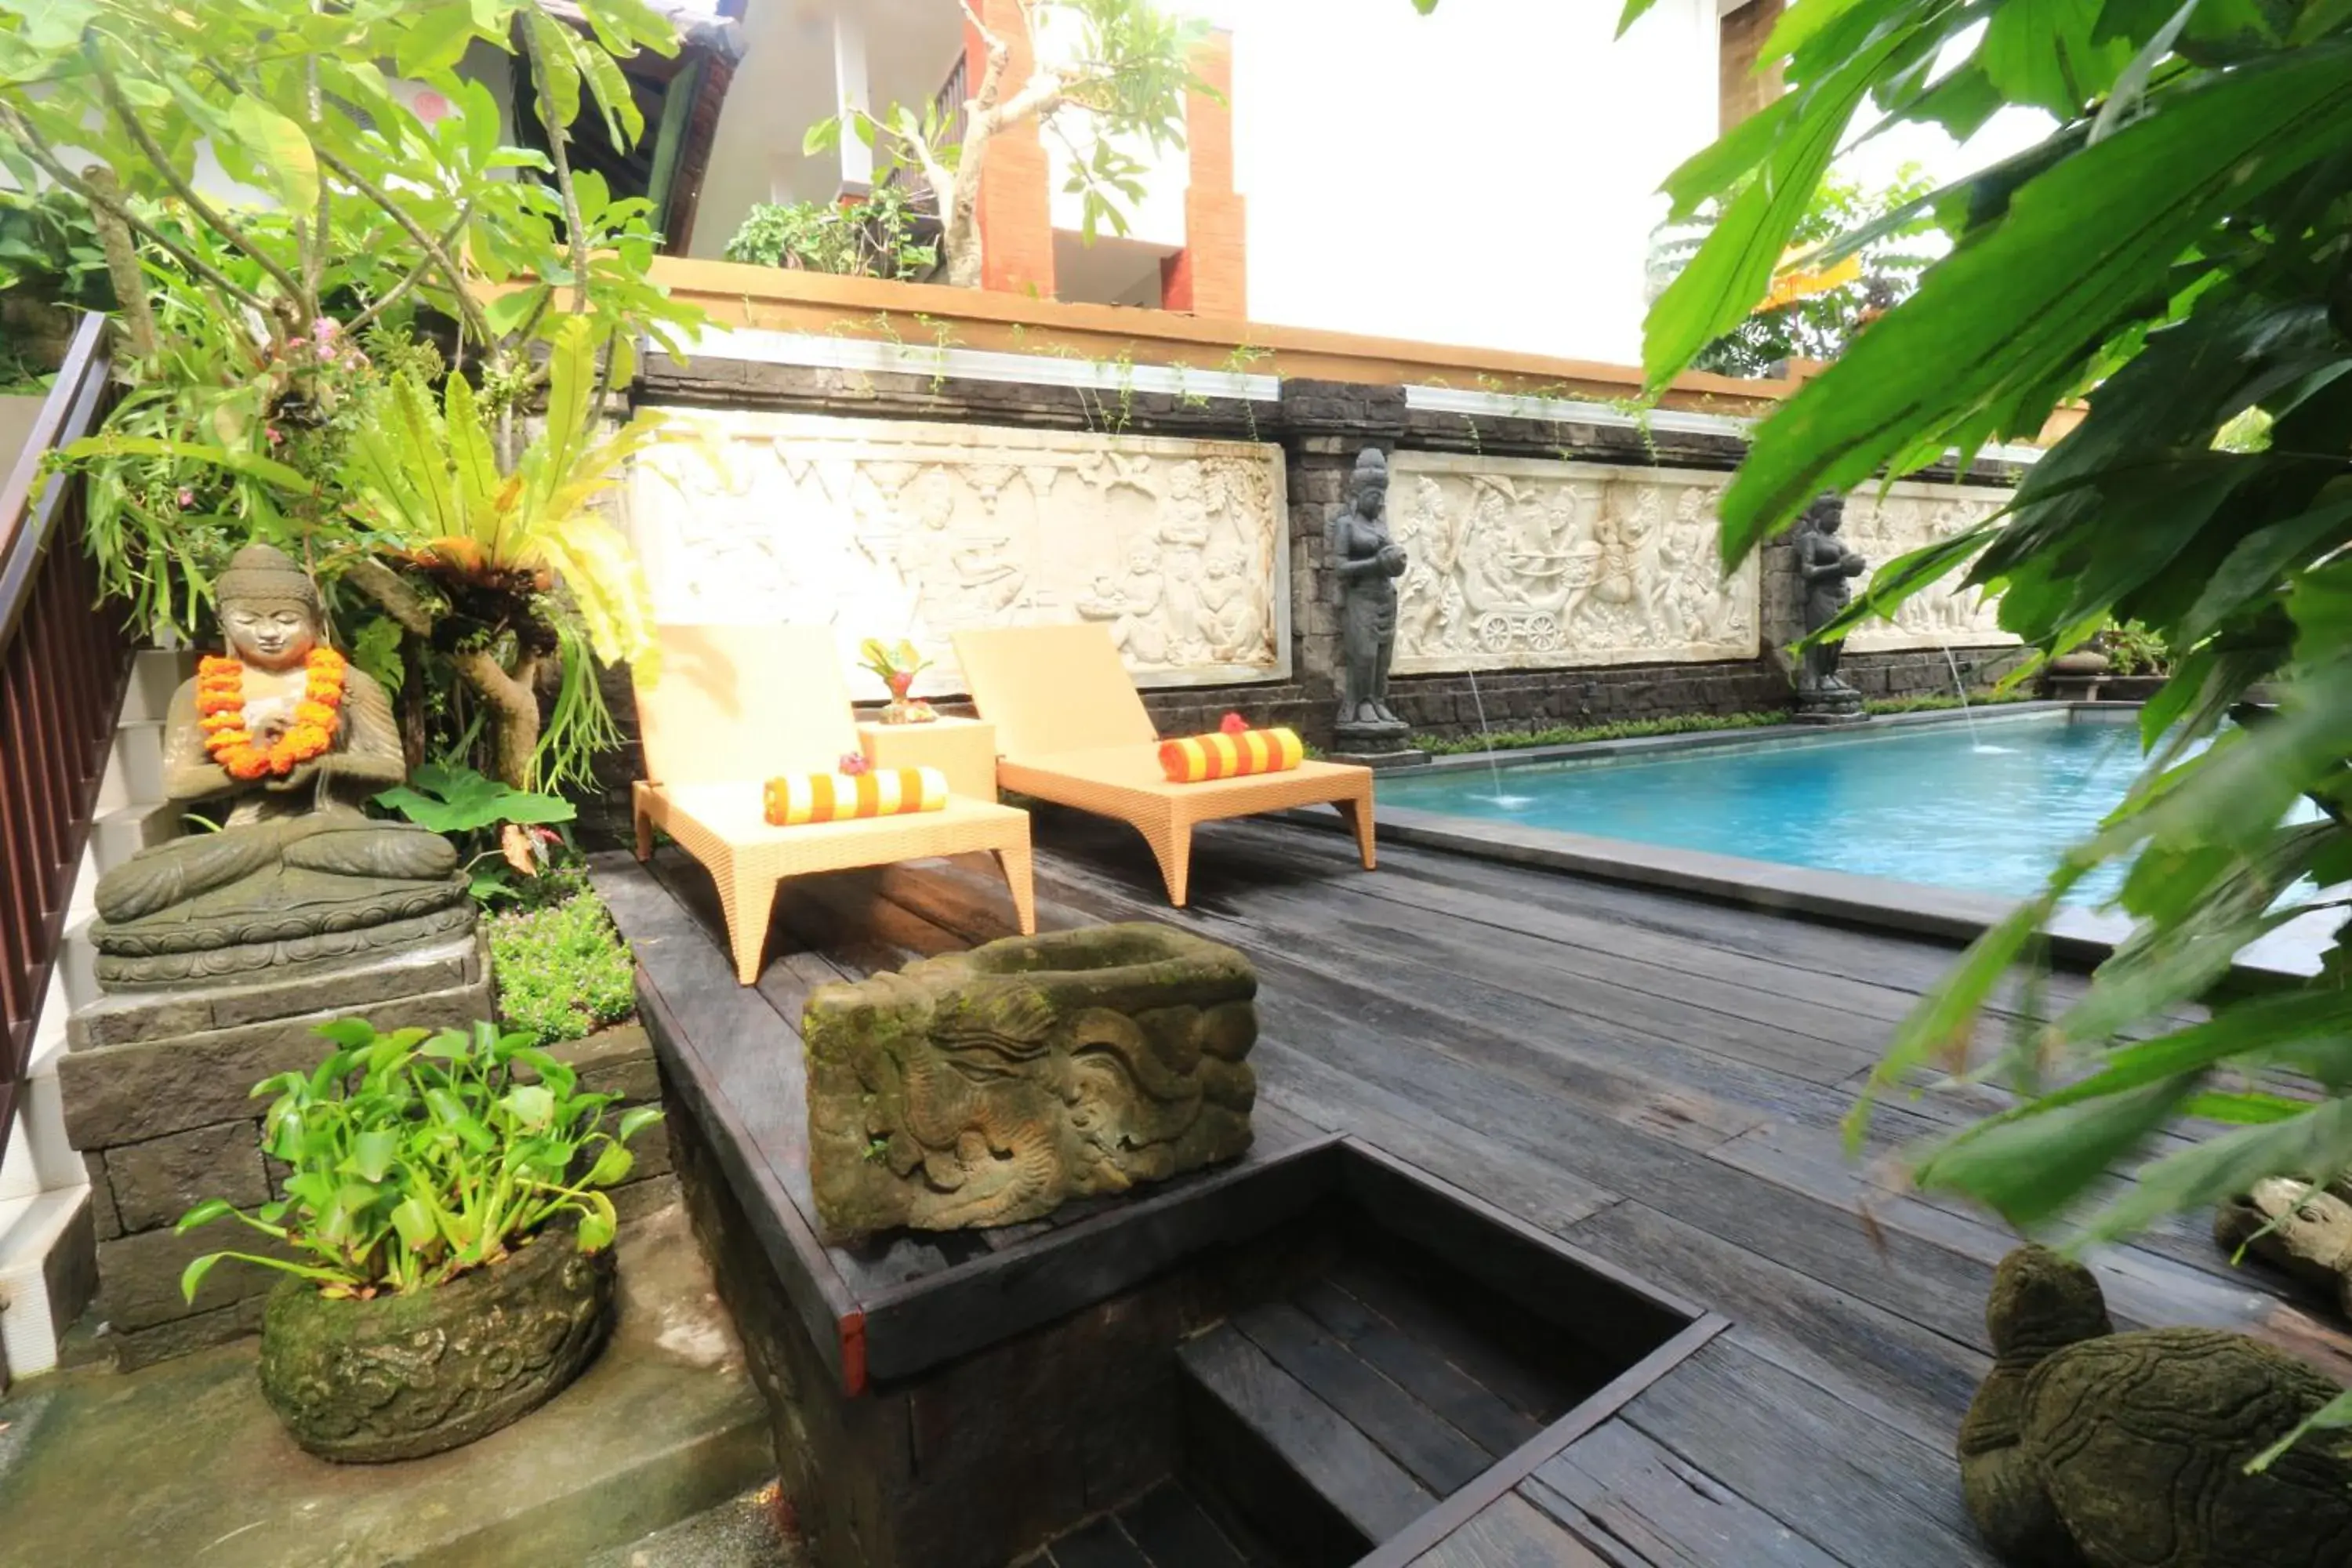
[1649,167,1936,378]
[725,186,937,281]
[177,1018,659,1301]
[488,889,637,1047]
[804,0,1206,287]
[376,759,577,904]
[1420,0,2352,1465]
[2100,621,2171,678]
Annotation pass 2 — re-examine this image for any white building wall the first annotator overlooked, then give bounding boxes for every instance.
[1213,0,1719,368]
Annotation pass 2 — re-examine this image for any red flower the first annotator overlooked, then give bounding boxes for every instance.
[838,751,871,776]
[1219,712,1249,735]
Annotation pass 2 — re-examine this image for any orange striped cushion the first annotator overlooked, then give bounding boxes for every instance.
[764,767,949,826]
[1157,728,1305,783]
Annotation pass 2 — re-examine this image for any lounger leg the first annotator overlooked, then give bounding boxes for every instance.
[724,869,779,985]
[1335,792,1377,871]
[994,844,1038,935]
[631,783,655,862]
[1147,820,1193,907]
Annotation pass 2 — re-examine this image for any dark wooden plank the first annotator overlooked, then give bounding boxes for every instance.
[1614,1338,1994,1568]
[1116,1482,1254,1568]
[1560,1200,1987,1441]
[1177,1323,1437,1544]
[1325,1256,1577,1426]
[856,1114,1342,1382]
[1412,1494,1614,1568]
[1292,1277,1547,1459]
[1047,1515,1153,1568]
[1532,1421,1842,1568]
[1234,1301,1494,1494]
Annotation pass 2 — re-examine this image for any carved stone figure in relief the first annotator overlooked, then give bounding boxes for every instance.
[1328,447,1409,737]
[1160,459,1214,659]
[1197,547,1263,662]
[1793,498,1867,702]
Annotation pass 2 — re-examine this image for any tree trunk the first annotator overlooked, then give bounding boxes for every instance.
[456,648,543,790]
[82,167,155,358]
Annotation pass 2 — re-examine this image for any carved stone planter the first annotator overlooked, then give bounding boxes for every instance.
[256,1225,614,1463]
[804,924,1258,1237]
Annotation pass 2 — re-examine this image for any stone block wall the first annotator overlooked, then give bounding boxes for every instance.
[67,1011,673,1371]
[574,353,2032,847]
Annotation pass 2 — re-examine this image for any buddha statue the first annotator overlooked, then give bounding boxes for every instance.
[91,545,474,989]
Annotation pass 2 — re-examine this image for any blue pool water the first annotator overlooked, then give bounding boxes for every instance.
[1377,711,2176,903]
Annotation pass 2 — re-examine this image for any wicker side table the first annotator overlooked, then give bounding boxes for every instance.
[858,716,1000,801]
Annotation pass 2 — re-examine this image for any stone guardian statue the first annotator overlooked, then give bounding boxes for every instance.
[1791,497,1867,719]
[89,544,474,989]
[1328,447,1410,745]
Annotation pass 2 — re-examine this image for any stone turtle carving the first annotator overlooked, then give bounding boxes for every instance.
[1959,1244,2352,1568]
[803,924,1258,1238]
[2215,1176,2352,1317]
[259,1223,614,1463]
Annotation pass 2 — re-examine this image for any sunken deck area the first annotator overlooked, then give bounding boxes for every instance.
[593,811,2352,1568]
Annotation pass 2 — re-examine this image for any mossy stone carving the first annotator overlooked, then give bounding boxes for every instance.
[804,923,1258,1238]
[258,1225,614,1463]
[1959,1244,2352,1567]
[2216,1176,2352,1316]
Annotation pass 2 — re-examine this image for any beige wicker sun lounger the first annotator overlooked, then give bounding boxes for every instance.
[952,623,1375,907]
[632,624,1036,984]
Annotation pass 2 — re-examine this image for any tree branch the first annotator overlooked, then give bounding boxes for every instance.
[0,102,276,320]
[341,557,437,638]
[84,39,311,320]
[521,12,591,319]
[82,165,156,357]
[345,200,476,335]
[312,145,495,348]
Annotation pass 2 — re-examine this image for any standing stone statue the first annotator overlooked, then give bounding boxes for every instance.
[90,544,474,989]
[1791,497,1867,720]
[1328,446,1410,747]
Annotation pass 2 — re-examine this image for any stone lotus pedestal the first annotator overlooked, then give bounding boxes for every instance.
[802,924,1258,1239]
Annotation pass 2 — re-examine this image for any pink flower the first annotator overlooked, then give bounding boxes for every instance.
[838,751,871,776]
[266,426,284,445]
[311,318,339,347]
[176,488,194,509]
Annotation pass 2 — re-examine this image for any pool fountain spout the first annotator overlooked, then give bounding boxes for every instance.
[1940,642,2014,754]
[1463,669,1532,808]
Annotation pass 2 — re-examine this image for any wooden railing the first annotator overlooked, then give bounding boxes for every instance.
[0,313,126,1168]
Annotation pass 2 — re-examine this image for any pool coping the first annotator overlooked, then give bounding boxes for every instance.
[1290,703,2318,984]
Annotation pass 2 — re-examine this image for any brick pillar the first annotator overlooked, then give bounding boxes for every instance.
[1162,30,1246,318]
[1277,380,1408,740]
[967,2,1056,297]
[1719,0,1787,130]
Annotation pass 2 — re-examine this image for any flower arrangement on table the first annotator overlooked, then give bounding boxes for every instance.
[196,647,348,780]
[858,637,937,724]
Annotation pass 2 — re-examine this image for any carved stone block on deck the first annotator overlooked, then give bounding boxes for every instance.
[804,924,1258,1238]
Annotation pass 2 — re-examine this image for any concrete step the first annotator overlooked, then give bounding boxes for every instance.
[93,720,165,816]
[0,1203,776,1563]
[583,1486,795,1568]
[56,920,96,1017]
[121,648,190,726]
[0,1188,96,1381]
[18,1031,85,1197]
[88,800,175,877]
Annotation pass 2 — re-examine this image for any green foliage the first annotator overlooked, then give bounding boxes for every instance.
[488,889,637,1047]
[1649,168,1937,378]
[2100,621,2171,677]
[376,761,576,837]
[724,187,937,281]
[804,0,1203,284]
[1588,0,2352,1435]
[0,185,112,309]
[176,1018,660,1301]
[2,0,705,790]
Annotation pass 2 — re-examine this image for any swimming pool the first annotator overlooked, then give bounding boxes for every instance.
[1377,709,2201,903]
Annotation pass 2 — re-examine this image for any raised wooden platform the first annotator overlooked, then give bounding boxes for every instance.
[593,806,2352,1568]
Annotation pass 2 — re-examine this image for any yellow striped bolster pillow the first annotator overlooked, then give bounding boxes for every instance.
[1157,728,1305,783]
[764,767,949,826]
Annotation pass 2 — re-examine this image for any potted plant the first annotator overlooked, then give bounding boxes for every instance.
[858,637,938,724]
[2096,620,2171,702]
[177,1018,661,1462]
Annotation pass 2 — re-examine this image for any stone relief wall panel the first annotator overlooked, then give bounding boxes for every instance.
[626,410,1290,697]
[1387,453,1761,673]
[1841,481,2019,652]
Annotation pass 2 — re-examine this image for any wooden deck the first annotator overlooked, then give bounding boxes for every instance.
[594,808,2352,1568]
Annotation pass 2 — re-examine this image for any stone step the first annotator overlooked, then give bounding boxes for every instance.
[93,719,165,816]
[56,920,96,1017]
[15,1033,85,1199]
[0,1203,777,1565]
[0,1188,97,1381]
[87,800,176,878]
[121,648,191,727]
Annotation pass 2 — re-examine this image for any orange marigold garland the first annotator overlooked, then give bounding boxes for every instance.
[196,648,348,781]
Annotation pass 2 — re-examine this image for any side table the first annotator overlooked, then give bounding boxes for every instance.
[858,716,1000,801]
